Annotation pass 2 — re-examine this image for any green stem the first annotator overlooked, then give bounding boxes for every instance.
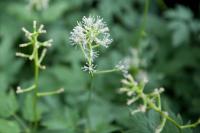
[79,44,88,62]
[149,99,200,131]
[13,114,30,133]
[37,88,64,97]
[94,69,120,74]
[180,120,200,129]
[148,99,182,133]
[33,38,39,131]
[85,76,93,133]
[135,0,149,46]
[136,89,200,133]
[16,85,36,94]
[88,42,92,66]
[157,95,161,109]
[156,116,167,133]
[92,44,100,48]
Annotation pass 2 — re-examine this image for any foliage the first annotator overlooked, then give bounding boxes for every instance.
[0,0,200,133]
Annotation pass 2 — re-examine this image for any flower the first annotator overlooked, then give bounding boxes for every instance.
[115,58,131,77]
[70,16,112,48]
[95,33,112,48]
[69,24,87,47]
[81,63,97,74]
[88,49,99,62]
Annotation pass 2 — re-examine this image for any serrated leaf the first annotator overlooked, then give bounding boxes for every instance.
[6,3,38,21]
[0,91,18,118]
[22,94,42,122]
[0,119,21,133]
[168,21,189,46]
[42,1,69,22]
[165,6,193,21]
[41,107,79,133]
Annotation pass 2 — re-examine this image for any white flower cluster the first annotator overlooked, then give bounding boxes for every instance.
[70,16,112,47]
[81,63,97,74]
[70,16,113,74]
[115,58,131,77]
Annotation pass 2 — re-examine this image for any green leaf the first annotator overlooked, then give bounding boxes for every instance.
[22,94,42,122]
[124,110,193,133]
[0,91,18,118]
[87,96,118,133]
[165,6,193,21]
[42,1,69,22]
[168,21,189,46]
[0,119,21,133]
[41,107,79,133]
[6,3,38,21]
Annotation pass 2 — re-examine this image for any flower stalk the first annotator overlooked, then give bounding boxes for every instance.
[16,21,64,132]
[69,16,118,132]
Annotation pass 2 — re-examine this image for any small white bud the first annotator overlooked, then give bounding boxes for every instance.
[139,105,146,112]
[121,79,130,85]
[38,24,44,32]
[29,55,34,60]
[40,29,47,34]
[16,86,23,93]
[118,88,129,93]
[16,52,30,58]
[154,88,159,94]
[43,39,53,47]
[19,43,30,47]
[143,78,149,84]
[127,91,134,97]
[22,27,32,39]
[154,87,165,95]
[33,20,37,30]
[126,74,134,82]
[127,97,138,105]
[130,109,140,115]
[39,65,46,70]
[22,27,29,34]
[159,87,165,93]
[163,111,168,116]
[57,88,64,93]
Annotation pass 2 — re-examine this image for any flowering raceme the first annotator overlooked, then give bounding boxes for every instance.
[119,74,200,133]
[70,16,113,74]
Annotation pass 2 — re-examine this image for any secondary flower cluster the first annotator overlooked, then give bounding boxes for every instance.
[115,58,131,77]
[119,74,200,133]
[70,16,113,74]
[119,74,168,133]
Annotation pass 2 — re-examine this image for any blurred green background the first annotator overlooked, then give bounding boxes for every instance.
[0,0,200,133]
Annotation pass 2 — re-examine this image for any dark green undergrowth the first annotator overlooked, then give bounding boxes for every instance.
[0,0,200,132]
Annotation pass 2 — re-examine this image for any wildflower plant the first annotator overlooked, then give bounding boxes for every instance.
[16,21,64,131]
[69,15,129,132]
[119,74,200,133]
